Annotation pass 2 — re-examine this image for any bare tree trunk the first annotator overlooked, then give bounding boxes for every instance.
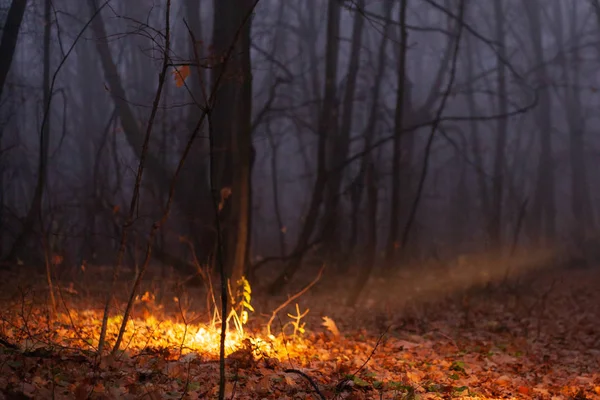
[557,1,595,242]
[347,162,377,307]
[524,0,555,245]
[268,0,340,294]
[344,0,393,267]
[450,134,470,250]
[78,42,100,264]
[211,0,235,274]
[91,0,253,273]
[211,0,255,287]
[346,167,364,256]
[266,125,286,257]
[0,0,27,100]
[260,0,288,263]
[6,0,50,263]
[398,0,465,260]
[321,0,365,263]
[465,33,490,228]
[384,0,409,268]
[229,0,254,288]
[489,0,509,248]
[42,0,55,314]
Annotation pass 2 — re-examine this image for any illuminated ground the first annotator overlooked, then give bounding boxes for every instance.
[0,267,598,399]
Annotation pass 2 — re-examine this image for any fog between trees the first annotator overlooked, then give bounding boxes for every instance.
[1,0,599,301]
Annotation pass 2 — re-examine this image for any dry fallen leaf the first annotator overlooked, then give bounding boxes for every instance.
[322,316,340,338]
[257,375,272,394]
[283,372,298,388]
[518,385,530,395]
[0,266,598,399]
[406,369,425,383]
[496,375,511,386]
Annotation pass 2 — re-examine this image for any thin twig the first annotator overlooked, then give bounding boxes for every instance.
[267,266,324,337]
[350,325,390,379]
[283,369,326,400]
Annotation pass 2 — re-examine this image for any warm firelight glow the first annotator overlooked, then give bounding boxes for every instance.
[56,310,283,358]
[1,281,304,363]
[190,326,241,354]
[0,307,295,361]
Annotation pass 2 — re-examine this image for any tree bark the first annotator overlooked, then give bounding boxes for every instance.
[384,0,409,268]
[227,0,254,288]
[0,0,27,100]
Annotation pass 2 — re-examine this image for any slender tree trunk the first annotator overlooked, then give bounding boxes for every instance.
[321,0,365,263]
[266,126,286,257]
[347,166,365,255]
[78,43,98,263]
[211,0,235,274]
[265,1,288,260]
[347,161,377,306]
[556,1,595,242]
[489,0,509,248]
[524,0,555,245]
[0,0,27,100]
[229,1,254,288]
[344,0,393,266]
[43,0,55,314]
[447,132,470,250]
[384,0,409,268]
[211,0,255,288]
[268,0,341,294]
[465,33,490,228]
[5,0,50,263]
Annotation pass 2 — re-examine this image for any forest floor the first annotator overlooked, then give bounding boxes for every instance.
[0,262,598,399]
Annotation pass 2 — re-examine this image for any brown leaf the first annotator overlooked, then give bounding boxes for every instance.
[173,65,190,88]
[322,316,340,338]
[257,375,271,395]
[495,375,511,386]
[518,385,530,395]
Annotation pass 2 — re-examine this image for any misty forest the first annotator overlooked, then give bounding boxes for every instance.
[0,0,599,398]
